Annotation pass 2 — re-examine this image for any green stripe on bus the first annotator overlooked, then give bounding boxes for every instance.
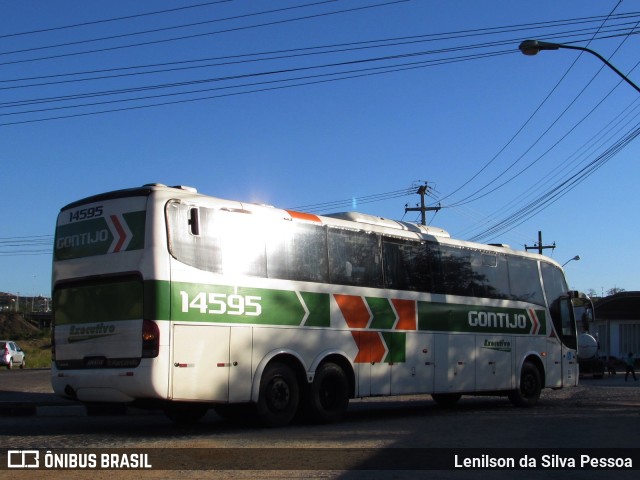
[123,211,146,251]
[417,301,546,335]
[300,292,330,327]
[382,331,406,363]
[170,282,331,326]
[144,280,171,321]
[367,297,396,330]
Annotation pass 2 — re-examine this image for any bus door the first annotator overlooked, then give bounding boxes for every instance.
[553,296,579,386]
[171,324,230,401]
[170,325,252,402]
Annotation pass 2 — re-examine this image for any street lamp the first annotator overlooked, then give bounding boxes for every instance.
[562,255,580,267]
[518,39,640,94]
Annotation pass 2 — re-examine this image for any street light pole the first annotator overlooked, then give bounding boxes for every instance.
[562,255,580,267]
[518,39,640,94]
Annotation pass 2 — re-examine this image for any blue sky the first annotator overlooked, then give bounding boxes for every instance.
[1,0,639,298]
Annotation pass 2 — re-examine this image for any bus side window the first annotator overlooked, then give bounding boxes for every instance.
[541,262,570,338]
[438,245,473,297]
[266,222,328,283]
[507,256,545,306]
[328,229,382,288]
[468,252,509,300]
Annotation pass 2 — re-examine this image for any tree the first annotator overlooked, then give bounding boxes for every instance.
[607,287,626,296]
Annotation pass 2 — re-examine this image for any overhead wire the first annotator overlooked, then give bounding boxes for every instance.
[4,30,640,125]
[0,0,234,39]
[444,2,629,210]
[3,12,640,89]
[0,1,338,57]
[444,1,639,242]
[290,186,416,213]
[0,235,54,256]
[2,2,639,249]
[2,3,640,126]
[0,0,410,67]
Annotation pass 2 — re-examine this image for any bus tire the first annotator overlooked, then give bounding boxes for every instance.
[256,362,299,427]
[509,361,541,407]
[308,362,349,423]
[163,402,208,424]
[431,393,462,407]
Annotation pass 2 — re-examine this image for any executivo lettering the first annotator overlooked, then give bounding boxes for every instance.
[68,323,117,343]
[482,339,512,352]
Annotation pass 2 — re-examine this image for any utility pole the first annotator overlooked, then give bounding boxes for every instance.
[405,183,441,226]
[525,231,556,255]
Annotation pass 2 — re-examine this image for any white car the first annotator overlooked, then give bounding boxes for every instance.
[1,340,26,369]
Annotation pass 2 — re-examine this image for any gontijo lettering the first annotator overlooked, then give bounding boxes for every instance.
[469,310,527,329]
[56,230,110,249]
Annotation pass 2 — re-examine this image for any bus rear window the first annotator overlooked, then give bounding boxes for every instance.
[54,278,143,325]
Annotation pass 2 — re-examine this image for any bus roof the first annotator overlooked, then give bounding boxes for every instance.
[60,183,562,268]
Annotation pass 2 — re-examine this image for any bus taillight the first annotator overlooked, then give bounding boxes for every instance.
[142,320,160,358]
[51,326,56,361]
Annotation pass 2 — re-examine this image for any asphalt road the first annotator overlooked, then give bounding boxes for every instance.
[1,369,639,479]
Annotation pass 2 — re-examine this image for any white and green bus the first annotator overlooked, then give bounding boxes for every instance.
[52,184,596,426]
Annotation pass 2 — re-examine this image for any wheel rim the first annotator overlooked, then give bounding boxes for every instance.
[522,372,536,397]
[266,376,291,412]
[319,379,338,410]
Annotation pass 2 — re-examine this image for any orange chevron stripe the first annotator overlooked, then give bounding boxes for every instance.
[353,331,387,363]
[335,294,370,329]
[285,210,321,223]
[392,298,416,330]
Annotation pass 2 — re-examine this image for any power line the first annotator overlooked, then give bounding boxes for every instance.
[290,186,416,213]
[0,1,337,57]
[468,122,640,242]
[444,1,631,209]
[0,0,411,67]
[4,12,640,88]
[0,235,54,257]
[0,1,234,39]
[0,50,514,126]
[6,31,640,124]
[442,2,640,243]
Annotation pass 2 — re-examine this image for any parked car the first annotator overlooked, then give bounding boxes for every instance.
[0,340,26,369]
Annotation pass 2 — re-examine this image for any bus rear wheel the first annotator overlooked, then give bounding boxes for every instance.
[256,362,299,427]
[509,361,541,407]
[308,362,349,423]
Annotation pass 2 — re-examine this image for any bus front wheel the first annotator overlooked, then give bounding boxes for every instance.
[256,362,299,427]
[509,361,541,407]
